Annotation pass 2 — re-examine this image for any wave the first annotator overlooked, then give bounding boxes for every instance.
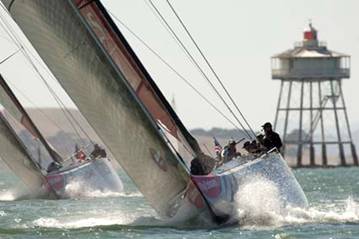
[30,211,164,229]
[234,176,359,229]
[279,197,359,225]
[0,190,17,201]
[32,215,131,229]
[0,186,47,201]
[5,175,359,231]
[19,196,359,231]
[235,176,283,227]
[63,179,125,198]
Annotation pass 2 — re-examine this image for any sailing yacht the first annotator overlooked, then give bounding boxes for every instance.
[0,74,123,199]
[1,0,308,224]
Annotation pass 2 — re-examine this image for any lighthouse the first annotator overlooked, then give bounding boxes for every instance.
[271,24,357,167]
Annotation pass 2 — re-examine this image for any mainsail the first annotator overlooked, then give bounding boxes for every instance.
[73,0,201,164]
[1,0,195,216]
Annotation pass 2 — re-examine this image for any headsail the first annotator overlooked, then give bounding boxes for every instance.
[0,108,44,192]
[1,0,192,216]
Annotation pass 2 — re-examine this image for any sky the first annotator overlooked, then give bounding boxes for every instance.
[0,0,358,131]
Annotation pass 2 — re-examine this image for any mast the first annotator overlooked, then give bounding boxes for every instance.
[0,74,62,164]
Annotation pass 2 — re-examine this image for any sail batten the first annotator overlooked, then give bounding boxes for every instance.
[1,0,193,216]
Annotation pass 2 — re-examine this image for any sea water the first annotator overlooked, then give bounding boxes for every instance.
[1,167,359,238]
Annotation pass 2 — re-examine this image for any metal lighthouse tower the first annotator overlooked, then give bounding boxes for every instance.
[271,23,358,167]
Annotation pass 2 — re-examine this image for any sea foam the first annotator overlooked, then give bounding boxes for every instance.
[234,176,359,228]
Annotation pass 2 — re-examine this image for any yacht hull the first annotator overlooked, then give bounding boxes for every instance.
[179,152,308,224]
[45,158,123,198]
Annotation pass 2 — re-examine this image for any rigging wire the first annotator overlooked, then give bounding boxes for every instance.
[6,78,69,134]
[3,59,86,155]
[0,33,13,44]
[7,78,94,163]
[146,0,253,139]
[0,4,87,135]
[0,6,92,147]
[166,0,256,139]
[0,48,66,143]
[27,55,92,145]
[0,10,20,48]
[107,10,243,132]
[1,40,87,147]
[0,47,21,65]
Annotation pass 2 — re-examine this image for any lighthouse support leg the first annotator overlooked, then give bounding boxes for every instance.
[297,81,305,167]
[338,81,358,165]
[330,80,346,166]
[309,81,315,166]
[318,81,327,166]
[282,81,293,157]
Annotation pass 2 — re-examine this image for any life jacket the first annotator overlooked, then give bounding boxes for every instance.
[76,150,86,161]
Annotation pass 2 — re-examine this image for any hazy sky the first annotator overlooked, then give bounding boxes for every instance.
[0,0,358,131]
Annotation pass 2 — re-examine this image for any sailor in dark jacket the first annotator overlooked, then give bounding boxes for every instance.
[258,122,283,151]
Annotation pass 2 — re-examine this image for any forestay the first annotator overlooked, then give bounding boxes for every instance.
[1,0,193,216]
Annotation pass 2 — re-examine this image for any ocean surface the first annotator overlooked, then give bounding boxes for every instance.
[1,166,359,239]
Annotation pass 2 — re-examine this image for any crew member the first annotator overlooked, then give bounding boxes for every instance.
[257,122,283,151]
[190,153,216,175]
[90,144,107,159]
[75,149,86,162]
[243,140,261,154]
[222,140,241,163]
[46,161,62,173]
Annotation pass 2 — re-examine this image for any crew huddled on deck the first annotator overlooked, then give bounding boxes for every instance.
[242,122,283,155]
[190,121,283,175]
[242,140,262,154]
[72,144,107,164]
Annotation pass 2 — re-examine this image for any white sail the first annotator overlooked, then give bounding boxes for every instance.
[1,0,192,216]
